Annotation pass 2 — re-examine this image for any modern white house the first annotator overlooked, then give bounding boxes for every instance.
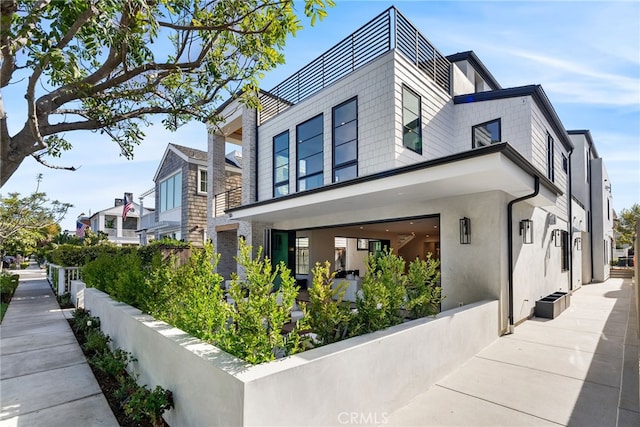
[206,7,613,334]
[88,199,151,246]
[568,130,615,282]
[139,143,241,246]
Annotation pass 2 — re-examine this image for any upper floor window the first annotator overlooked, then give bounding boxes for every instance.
[472,118,501,148]
[160,172,182,212]
[547,133,555,182]
[273,131,290,197]
[402,86,422,154]
[198,168,207,194]
[333,97,358,183]
[562,154,568,173]
[297,114,324,191]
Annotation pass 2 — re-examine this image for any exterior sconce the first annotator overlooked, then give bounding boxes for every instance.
[575,237,582,250]
[552,229,562,247]
[519,219,533,244]
[459,217,471,244]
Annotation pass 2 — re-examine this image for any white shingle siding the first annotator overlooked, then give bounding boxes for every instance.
[393,52,453,165]
[453,97,533,158]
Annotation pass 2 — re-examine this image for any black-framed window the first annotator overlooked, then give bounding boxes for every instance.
[547,132,555,182]
[402,86,422,154]
[273,131,290,197]
[472,118,501,148]
[296,237,309,275]
[297,114,324,191]
[561,230,569,271]
[562,154,568,173]
[333,97,358,183]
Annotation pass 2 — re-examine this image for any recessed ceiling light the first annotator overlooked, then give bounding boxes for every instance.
[359,226,364,229]
[409,222,414,225]
[434,225,438,228]
[385,229,389,232]
[426,234,430,238]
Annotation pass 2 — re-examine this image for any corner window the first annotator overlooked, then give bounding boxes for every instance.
[547,133,555,182]
[402,86,422,154]
[562,154,568,173]
[273,131,290,197]
[472,118,501,148]
[333,97,358,182]
[197,168,207,194]
[297,114,324,191]
[159,172,182,212]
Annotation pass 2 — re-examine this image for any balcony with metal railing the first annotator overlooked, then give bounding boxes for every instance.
[213,187,242,217]
[259,6,451,123]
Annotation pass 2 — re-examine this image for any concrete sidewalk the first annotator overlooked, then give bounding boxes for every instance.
[388,277,640,426]
[0,265,118,426]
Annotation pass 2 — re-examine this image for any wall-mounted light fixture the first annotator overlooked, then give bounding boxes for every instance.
[552,229,562,247]
[519,219,533,244]
[459,217,471,244]
[575,237,582,250]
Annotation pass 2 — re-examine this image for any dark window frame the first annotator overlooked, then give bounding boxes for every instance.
[273,130,290,198]
[472,118,501,148]
[547,132,555,182]
[332,96,358,183]
[402,85,422,154]
[562,153,568,173]
[296,114,324,192]
[561,230,569,271]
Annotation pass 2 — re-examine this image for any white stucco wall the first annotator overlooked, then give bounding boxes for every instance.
[78,285,498,426]
[590,158,614,281]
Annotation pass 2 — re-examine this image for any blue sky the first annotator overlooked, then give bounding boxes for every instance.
[2,0,639,232]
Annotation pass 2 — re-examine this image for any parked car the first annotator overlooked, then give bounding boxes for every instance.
[2,256,16,268]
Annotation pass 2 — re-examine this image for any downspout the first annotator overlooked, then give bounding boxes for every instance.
[507,175,540,334]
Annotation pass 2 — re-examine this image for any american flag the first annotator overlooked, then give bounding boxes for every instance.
[122,193,133,220]
[76,220,87,238]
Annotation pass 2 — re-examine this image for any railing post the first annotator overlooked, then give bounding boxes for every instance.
[58,268,66,296]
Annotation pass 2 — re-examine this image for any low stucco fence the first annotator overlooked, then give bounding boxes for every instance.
[74,283,499,426]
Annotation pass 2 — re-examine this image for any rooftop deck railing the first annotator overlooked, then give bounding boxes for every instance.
[259,6,451,123]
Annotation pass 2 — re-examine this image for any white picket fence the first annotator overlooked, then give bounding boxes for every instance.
[46,263,82,296]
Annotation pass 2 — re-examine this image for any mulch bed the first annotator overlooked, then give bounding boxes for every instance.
[66,316,169,427]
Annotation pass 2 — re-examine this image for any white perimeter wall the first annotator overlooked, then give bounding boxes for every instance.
[78,286,498,426]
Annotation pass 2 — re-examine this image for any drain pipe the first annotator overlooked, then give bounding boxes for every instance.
[507,176,540,334]
[567,148,574,292]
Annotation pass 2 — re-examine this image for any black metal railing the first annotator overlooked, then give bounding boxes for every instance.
[259,7,450,123]
[213,187,242,217]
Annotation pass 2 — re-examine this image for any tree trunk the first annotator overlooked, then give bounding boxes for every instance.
[1,126,37,187]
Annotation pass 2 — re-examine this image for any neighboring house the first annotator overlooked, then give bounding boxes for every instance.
[207,7,613,334]
[568,130,615,282]
[89,199,151,246]
[139,143,241,247]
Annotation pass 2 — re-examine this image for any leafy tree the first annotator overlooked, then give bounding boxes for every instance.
[0,177,72,265]
[0,0,334,186]
[616,203,640,247]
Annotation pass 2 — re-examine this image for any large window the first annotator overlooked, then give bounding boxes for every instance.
[472,118,501,148]
[333,97,358,182]
[297,114,324,191]
[402,86,422,154]
[547,132,555,182]
[160,172,182,212]
[273,131,290,197]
